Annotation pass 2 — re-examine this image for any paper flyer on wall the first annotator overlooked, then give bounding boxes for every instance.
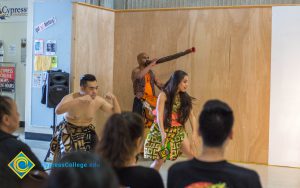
[51,56,58,68]
[32,72,43,88]
[45,40,56,55]
[34,39,44,55]
[34,56,57,71]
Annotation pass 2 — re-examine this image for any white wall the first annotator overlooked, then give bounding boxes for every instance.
[0,0,27,121]
[269,6,300,167]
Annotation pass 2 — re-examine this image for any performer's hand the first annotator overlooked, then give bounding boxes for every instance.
[161,131,167,145]
[104,92,115,100]
[79,95,93,104]
[148,59,158,67]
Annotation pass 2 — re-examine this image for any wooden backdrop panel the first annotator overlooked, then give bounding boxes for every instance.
[72,4,115,135]
[114,8,271,163]
[72,4,271,163]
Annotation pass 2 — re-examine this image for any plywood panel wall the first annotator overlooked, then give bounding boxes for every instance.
[72,4,271,163]
[71,4,115,135]
[113,8,271,163]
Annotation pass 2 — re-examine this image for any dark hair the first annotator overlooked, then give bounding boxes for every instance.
[97,112,144,168]
[199,99,234,147]
[0,96,13,124]
[46,152,118,188]
[80,74,97,87]
[163,70,192,128]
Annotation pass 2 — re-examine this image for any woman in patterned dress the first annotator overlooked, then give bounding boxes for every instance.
[144,70,198,171]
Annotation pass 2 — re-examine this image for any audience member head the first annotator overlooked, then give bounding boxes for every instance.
[46,152,118,188]
[79,74,98,99]
[0,95,19,134]
[97,112,144,168]
[199,99,234,147]
[163,70,192,127]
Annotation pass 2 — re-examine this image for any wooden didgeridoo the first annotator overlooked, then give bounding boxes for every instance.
[145,47,196,65]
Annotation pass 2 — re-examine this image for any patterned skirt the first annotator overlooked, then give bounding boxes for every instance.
[49,120,98,162]
[144,123,185,160]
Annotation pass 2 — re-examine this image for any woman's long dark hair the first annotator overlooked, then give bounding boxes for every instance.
[163,70,192,128]
[96,112,144,168]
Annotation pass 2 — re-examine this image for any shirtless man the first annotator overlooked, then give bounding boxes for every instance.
[49,74,121,162]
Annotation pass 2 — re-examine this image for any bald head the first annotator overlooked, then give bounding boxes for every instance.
[137,53,149,66]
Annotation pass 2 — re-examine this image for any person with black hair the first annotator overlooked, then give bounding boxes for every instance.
[0,96,44,188]
[46,152,118,188]
[97,112,164,188]
[144,70,198,171]
[49,74,121,162]
[167,99,262,188]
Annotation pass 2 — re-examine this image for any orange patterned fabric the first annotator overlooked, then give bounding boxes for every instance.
[143,72,153,97]
[153,110,181,127]
[133,70,156,99]
[152,94,182,127]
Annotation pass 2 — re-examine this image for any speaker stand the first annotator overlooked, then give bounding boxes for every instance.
[52,107,56,134]
[44,107,56,162]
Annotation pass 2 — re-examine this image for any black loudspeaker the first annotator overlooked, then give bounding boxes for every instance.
[46,71,69,108]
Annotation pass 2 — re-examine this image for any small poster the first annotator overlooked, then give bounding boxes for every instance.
[34,39,44,55]
[34,55,58,71]
[45,40,56,55]
[0,65,15,92]
[32,72,47,88]
[32,73,43,88]
[50,56,58,68]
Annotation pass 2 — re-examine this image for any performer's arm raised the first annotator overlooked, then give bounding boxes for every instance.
[55,94,92,115]
[132,59,157,80]
[98,92,121,114]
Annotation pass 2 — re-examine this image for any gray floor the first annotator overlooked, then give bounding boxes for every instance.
[14,128,300,188]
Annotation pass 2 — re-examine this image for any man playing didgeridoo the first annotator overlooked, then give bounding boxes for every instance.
[132,53,164,157]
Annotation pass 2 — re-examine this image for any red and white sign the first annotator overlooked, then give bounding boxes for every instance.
[0,66,15,92]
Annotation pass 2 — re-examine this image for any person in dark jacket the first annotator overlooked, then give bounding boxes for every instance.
[0,95,44,188]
